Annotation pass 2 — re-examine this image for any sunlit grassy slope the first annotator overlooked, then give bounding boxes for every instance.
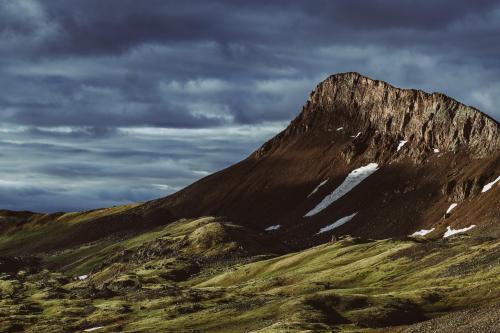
[0,204,141,255]
[1,215,498,332]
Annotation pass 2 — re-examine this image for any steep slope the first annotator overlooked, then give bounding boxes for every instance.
[148,72,499,246]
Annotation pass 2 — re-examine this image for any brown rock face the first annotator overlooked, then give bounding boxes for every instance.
[259,72,499,161]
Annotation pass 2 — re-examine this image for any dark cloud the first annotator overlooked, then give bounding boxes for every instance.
[0,0,499,212]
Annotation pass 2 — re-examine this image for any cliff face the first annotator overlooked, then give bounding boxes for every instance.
[258,72,499,161]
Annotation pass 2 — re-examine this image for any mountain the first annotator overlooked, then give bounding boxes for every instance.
[1,73,499,332]
[146,72,499,246]
[1,73,499,254]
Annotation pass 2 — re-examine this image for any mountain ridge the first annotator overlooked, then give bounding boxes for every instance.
[148,72,498,248]
[255,72,499,161]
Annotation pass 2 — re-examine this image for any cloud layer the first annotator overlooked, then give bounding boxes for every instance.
[1,0,499,212]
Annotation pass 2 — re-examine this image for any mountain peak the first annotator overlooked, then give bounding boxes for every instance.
[320,71,392,91]
[260,73,499,160]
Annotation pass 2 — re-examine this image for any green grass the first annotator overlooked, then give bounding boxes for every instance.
[1,216,499,332]
[0,204,139,255]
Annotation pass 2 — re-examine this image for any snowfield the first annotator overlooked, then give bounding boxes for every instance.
[410,228,435,237]
[77,274,89,280]
[84,327,104,332]
[307,179,329,197]
[305,163,379,217]
[443,225,476,238]
[336,127,344,131]
[350,132,362,138]
[446,203,458,214]
[397,140,408,152]
[316,213,358,234]
[481,175,500,193]
[264,224,280,231]
[433,148,440,153]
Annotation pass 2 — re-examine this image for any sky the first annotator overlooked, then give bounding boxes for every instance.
[1,0,499,212]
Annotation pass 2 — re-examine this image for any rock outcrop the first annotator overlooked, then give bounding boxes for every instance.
[257,72,499,161]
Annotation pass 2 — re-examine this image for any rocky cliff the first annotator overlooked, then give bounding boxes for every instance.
[257,72,499,161]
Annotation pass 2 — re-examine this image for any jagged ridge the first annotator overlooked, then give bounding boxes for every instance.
[257,72,499,159]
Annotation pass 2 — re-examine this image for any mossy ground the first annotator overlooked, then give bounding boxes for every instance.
[0,216,499,332]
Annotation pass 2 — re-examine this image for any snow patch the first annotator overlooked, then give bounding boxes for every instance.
[481,176,500,193]
[336,127,344,131]
[443,225,476,238]
[350,132,362,138]
[446,203,458,214]
[307,179,329,197]
[77,274,88,280]
[410,228,435,237]
[433,148,440,153]
[316,213,358,234]
[84,327,104,332]
[305,163,379,217]
[397,140,408,152]
[265,224,280,231]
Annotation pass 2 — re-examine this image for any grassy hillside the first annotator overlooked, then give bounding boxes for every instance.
[0,203,175,255]
[1,216,498,332]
